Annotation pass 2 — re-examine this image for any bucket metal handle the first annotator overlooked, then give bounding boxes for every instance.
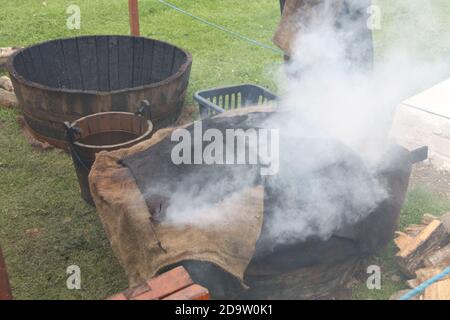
[64,122,90,172]
[64,121,82,144]
[134,100,152,120]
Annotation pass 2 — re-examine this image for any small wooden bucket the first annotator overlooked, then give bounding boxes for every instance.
[66,102,153,205]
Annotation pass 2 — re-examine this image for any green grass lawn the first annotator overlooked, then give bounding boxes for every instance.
[0,0,449,300]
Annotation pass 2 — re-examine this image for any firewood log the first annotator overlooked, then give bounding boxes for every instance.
[406,278,420,289]
[404,267,450,300]
[395,220,448,277]
[0,88,18,108]
[404,224,426,237]
[422,213,438,225]
[415,267,448,283]
[440,212,450,235]
[423,244,450,268]
[0,76,13,92]
[394,232,414,252]
[423,279,450,300]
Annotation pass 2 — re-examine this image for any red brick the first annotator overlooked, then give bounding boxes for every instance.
[123,283,150,299]
[131,290,161,300]
[131,266,194,300]
[163,284,210,300]
[106,293,127,300]
[147,266,194,298]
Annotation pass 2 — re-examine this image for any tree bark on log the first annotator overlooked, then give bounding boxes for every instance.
[423,244,450,268]
[422,214,439,225]
[415,267,449,283]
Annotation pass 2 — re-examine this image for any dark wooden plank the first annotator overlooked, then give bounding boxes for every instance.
[141,39,155,85]
[42,41,65,87]
[45,89,65,115]
[118,36,133,89]
[171,49,185,75]
[151,41,165,82]
[56,40,72,89]
[20,51,37,83]
[132,37,145,87]
[12,54,27,80]
[161,44,175,79]
[80,93,97,116]
[108,36,120,91]
[77,37,99,91]
[96,36,110,91]
[110,92,128,112]
[61,38,83,90]
[28,47,48,86]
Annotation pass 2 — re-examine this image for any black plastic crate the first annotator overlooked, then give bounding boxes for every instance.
[194,84,278,119]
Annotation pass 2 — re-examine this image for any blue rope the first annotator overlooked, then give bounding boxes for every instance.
[156,0,284,55]
[399,266,450,300]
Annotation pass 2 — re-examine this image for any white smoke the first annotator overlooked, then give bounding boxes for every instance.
[256,0,450,249]
[151,0,450,251]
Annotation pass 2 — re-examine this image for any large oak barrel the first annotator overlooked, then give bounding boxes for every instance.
[7,35,192,149]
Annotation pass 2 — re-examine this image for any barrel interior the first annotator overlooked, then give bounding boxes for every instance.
[73,112,152,148]
[70,112,153,206]
[12,36,189,92]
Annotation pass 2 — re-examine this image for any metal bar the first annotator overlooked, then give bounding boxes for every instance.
[410,146,429,164]
[128,0,140,36]
[0,246,13,300]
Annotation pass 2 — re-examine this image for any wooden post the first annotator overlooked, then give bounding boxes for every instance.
[279,0,286,14]
[0,246,13,300]
[128,0,140,36]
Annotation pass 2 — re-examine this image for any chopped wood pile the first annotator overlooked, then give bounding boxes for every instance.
[392,212,450,300]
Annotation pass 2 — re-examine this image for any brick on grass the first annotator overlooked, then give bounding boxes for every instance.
[163,284,210,300]
[106,293,127,300]
[132,266,194,300]
[106,266,206,301]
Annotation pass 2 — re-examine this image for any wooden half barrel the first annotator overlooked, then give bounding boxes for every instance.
[6,35,192,149]
[67,111,153,205]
